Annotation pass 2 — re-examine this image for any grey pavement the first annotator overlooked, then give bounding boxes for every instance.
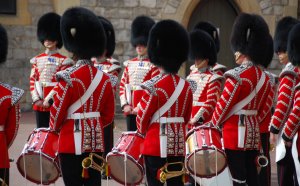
[8,112,278,186]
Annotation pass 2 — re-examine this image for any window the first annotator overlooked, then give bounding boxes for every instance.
[0,0,17,15]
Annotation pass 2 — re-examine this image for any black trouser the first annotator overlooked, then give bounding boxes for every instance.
[258,133,271,186]
[103,123,114,157]
[144,155,185,186]
[0,169,9,186]
[277,145,299,186]
[59,152,102,186]
[225,149,259,186]
[35,111,50,128]
[126,114,137,131]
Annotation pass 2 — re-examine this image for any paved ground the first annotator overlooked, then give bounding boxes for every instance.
[7,112,278,186]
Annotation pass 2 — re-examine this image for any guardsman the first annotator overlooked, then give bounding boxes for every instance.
[281,23,300,185]
[136,20,193,186]
[92,16,120,179]
[119,15,160,131]
[0,24,24,186]
[210,13,272,186]
[257,35,276,186]
[194,21,227,76]
[49,7,115,186]
[186,29,223,127]
[269,16,300,186]
[30,12,73,128]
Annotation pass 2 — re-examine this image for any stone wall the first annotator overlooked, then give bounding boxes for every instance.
[0,0,298,111]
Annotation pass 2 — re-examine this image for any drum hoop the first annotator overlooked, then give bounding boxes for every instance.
[16,151,60,184]
[186,147,227,178]
[106,152,144,185]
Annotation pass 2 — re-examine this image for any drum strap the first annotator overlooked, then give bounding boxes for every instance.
[150,78,185,124]
[224,72,265,121]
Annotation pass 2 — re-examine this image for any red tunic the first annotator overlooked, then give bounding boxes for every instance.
[119,56,160,109]
[0,83,23,168]
[136,74,193,156]
[30,50,73,111]
[186,66,223,125]
[269,63,300,134]
[211,61,271,150]
[49,60,115,154]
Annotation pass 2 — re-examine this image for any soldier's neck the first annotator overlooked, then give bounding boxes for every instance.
[138,54,148,60]
[45,48,58,55]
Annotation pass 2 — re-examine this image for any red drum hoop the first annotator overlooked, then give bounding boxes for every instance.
[186,125,227,178]
[106,131,144,185]
[16,128,60,185]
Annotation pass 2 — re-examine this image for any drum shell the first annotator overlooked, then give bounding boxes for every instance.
[106,131,144,185]
[186,126,227,178]
[16,128,60,185]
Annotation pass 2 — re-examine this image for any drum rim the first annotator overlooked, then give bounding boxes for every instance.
[106,152,144,185]
[186,125,220,137]
[16,152,60,185]
[185,148,227,178]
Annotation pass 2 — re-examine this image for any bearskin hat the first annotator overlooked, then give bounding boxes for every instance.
[61,7,106,59]
[189,30,217,66]
[274,16,299,53]
[261,34,274,68]
[131,15,155,47]
[194,21,220,53]
[98,16,115,58]
[37,12,63,49]
[288,23,300,66]
[230,13,270,65]
[148,20,189,74]
[0,24,8,64]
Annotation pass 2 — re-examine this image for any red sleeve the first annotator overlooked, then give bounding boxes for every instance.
[5,104,20,148]
[270,74,297,133]
[29,64,40,102]
[282,89,300,141]
[257,82,274,123]
[100,81,115,127]
[211,77,241,127]
[151,66,160,78]
[49,81,72,131]
[119,67,129,107]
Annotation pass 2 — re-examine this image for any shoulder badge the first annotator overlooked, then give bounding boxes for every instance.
[62,58,74,66]
[106,73,118,87]
[141,75,162,95]
[212,63,227,72]
[186,79,197,94]
[123,60,129,67]
[264,71,276,87]
[56,68,73,87]
[30,57,36,65]
[209,74,224,83]
[279,63,298,78]
[224,66,244,83]
[11,86,24,106]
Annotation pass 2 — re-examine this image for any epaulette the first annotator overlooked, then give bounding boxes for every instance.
[224,68,242,83]
[264,71,276,87]
[212,63,227,72]
[62,58,74,66]
[109,58,120,65]
[107,73,118,87]
[295,82,300,91]
[187,79,197,94]
[0,83,24,106]
[190,64,197,71]
[30,57,36,64]
[141,75,162,95]
[108,64,122,73]
[123,60,129,67]
[279,63,298,78]
[56,69,73,87]
[209,74,224,83]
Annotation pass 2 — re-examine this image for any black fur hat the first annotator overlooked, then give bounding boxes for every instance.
[148,20,189,74]
[61,7,106,59]
[0,24,8,63]
[274,16,299,53]
[261,34,274,68]
[98,16,115,58]
[230,13,270,65]
[288,23,300,66]
[37,12,63,49]
[131,15,155,47]
[194,21,220,53]
[189,30,217,66]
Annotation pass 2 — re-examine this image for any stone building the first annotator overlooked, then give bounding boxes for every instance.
[0,0,299,111]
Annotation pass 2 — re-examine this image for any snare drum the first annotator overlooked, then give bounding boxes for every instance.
[16,128,60,185]
[106,131,144,185]
[186,125,227,178]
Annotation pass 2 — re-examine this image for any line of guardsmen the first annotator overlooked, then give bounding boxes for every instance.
[1,6,300,186]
